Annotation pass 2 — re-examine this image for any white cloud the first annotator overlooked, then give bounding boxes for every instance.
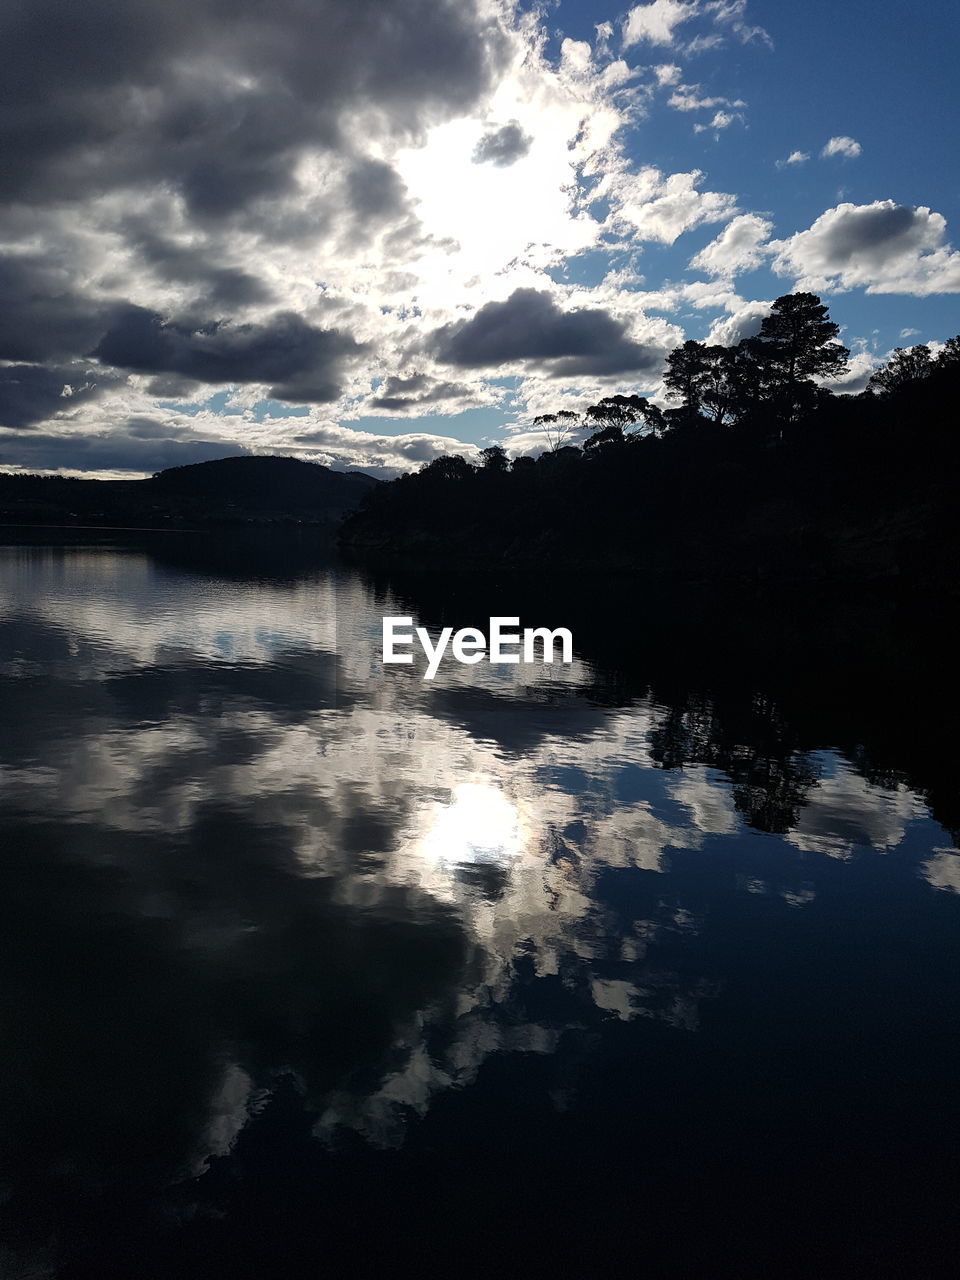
[785,765,926,860]
[668,87,746,111]
[704,0,772,46]
[693,108,742,133]
[821,135,862,159]
[604,166,738,244]
[623,0,698,48]
[623,0,770,51]
[921,848,960,894]
[653,63,683,86]
[684,33,724,53]
[704,298,771,345]
[817,349,879,395]
[771,200,960,295]
[668,768,738,835]
[595,20,614,50]
[688,213,773,276]
[777,149,809,167]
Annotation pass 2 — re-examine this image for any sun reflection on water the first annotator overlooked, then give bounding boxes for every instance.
[418,780,524,869]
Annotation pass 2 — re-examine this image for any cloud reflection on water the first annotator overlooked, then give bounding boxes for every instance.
[0,543,953,1178]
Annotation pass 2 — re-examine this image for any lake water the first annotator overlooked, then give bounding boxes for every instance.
[1,538,959,1278]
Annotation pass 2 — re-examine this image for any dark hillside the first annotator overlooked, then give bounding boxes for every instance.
[0,455,378,529]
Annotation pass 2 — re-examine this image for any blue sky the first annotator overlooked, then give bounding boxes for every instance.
[1,0,957,475]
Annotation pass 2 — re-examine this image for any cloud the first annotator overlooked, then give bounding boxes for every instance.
[623,0,770,52]
[667,88,745,112]
[785,765,924,859]
[817,349,879,395]
[920,848,960,894]
[0,0,511,213]
[704,299,771,346]
[0,255,113,364]
[623,1,698,48]
[472,121,533,167]
[688,213,773,276]
[821,135,862,159]
[94,307,368,402]
[653,64,682,86]
[0,0,917,475]
[120,226,275,309]
[0,365,123,431]
[291,423,480,474]
[607,166,738,243]
[704,0,772,47]
[0,429,249,474]
[771,200,960,295]
[777,150,809,167]
[692,108,743,133]
[432,288,668,378]
[367,374,483,413]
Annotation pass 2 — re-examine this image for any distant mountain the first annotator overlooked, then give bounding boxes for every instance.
[151,455,378,514]
[0,455,379,529]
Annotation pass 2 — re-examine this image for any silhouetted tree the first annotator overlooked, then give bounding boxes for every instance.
[868,344,932,395]
[510,454,537,476]
[419,454,473,482]
[533,409,580,452]
[583,424,626,452]
[663,340,712,423]
[584,394,662,436]
[664,341,750,428]
[726,337,773,421]
[754,293,849,421]
[698,346,741,425]
[338,301,960,592]
[479,444,509,472]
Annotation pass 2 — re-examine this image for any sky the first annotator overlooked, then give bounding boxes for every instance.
[1,0,958,478]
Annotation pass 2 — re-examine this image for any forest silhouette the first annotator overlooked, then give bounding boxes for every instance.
[341,294,960,586]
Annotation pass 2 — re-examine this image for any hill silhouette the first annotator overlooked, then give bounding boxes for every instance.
[0,455,378,529]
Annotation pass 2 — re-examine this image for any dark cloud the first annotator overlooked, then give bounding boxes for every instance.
[0,255,112,363]
[368,373,476,411]
[770,200,959,294]
[808,204,922,266]
[94,306,368,402]
[472,120,532,167]
[0,431,248,474]
[346,159,410,226]
[0,0,510,216]
[118,221,274,308]
[432,288,664,377]
[144,374,206,398]
[125,416,187,439]
[291,431,441,463]
[0,364,121,430]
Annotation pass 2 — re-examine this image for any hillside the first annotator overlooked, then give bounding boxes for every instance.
[0,455,378,529]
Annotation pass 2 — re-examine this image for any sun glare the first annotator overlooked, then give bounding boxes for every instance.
[395,114,597,308]
[419,781,524,867]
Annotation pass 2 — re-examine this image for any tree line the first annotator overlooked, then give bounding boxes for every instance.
[340,293,960,583]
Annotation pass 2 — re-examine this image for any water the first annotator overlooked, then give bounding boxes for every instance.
[1,538,959,1278]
